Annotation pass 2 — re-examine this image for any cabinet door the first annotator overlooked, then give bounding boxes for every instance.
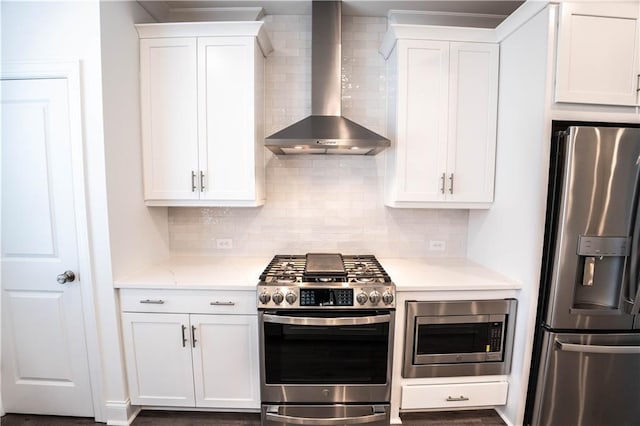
[395,40,449,202]
[121,313,195,406]
[191,314,260,409]
[140,38,199,201]
[556,2,640,106]
[447,42,498,203]
[198,37,257,201]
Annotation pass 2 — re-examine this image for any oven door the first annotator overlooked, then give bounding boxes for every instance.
[259,310,394,403]
[262,404,390,426]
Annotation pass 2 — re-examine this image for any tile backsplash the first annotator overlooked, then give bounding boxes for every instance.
[168,14,469,258]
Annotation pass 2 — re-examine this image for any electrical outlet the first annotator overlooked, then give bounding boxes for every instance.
[429,240,446,251]
[216,238,233,250]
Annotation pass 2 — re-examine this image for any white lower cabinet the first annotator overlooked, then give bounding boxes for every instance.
[120,290,259,409]
[191,314,259,408]
[401,381,508,410]
[121,313,197,407]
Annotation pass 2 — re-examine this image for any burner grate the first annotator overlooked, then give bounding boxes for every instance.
[259,254,391,284]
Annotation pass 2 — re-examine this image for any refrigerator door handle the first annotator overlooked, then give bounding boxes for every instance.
[556,339,640,354]
[628,211,640,314]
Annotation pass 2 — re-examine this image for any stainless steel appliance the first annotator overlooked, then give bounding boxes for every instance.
[403,299,516,378]
[257,253,395,426]
[526,124,640,426]
[264,1,390,155]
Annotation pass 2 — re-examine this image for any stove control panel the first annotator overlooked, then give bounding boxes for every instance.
[257,285,395,309]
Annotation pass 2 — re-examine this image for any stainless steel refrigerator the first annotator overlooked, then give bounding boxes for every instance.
[526,125,640,426]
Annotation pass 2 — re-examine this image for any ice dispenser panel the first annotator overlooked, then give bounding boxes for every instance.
[574,236,630,311]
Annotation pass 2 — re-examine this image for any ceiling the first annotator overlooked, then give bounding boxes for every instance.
[138,1,526,28]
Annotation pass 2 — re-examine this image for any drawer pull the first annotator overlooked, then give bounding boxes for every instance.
[140,299,165,304]
[446,395,470,402]
[210,301,235,306]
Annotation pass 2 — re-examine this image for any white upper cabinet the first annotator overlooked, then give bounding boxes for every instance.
[137,22,272,207]
[555,2,640,106]
[383,33,499,208]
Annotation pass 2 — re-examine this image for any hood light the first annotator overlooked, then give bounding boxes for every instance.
[350,147,360,150]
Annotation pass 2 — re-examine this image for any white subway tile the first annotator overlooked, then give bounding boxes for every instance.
[168,14,469,258]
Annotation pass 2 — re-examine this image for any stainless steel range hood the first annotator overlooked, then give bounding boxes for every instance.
[265,1,390,156]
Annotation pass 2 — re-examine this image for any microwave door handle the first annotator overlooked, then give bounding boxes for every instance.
[262,313,391,326]
[265,409,387,425]
[556,339,640,354]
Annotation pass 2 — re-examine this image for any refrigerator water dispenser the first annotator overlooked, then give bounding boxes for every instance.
[573,235,630,311]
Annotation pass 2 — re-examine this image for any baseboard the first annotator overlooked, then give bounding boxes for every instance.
[495,407,515,426]
[105,399,140,426]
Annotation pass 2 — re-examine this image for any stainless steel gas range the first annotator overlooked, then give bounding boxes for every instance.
[257,253,396,426]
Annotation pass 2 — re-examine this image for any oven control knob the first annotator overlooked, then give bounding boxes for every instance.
[369,290,381,304]
[258,291,271,304]
[356,291,368,305]
[382,291,394,305]
[285,291,297,305]
[272,291,284,305]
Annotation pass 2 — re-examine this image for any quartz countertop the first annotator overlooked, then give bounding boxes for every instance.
[379,257,520,292]
[114,255,520,293]
[114,255,271,291]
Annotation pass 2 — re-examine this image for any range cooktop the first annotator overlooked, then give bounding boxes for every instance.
[257,253,395,309]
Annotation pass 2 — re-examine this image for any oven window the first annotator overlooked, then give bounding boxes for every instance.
[263,312,389,385]
[416,322,490,355]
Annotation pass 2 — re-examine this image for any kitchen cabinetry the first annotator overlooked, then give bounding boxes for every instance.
[120,289,259,409]
[136,22,272,206]
[555,2,640,106]
[401,381,508,409]
[383,37,498,208]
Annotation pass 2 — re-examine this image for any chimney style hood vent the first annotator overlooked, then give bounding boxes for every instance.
[265,1,390,156]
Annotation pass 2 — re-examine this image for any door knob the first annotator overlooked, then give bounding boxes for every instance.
[57,270,76,284]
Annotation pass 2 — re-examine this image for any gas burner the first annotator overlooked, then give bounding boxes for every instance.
[282,262,296,270]
[258,254,395,310]
[353,262,370,272]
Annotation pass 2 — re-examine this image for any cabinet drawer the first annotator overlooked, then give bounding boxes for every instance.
[401,381,508,409]
[120,289,256,315]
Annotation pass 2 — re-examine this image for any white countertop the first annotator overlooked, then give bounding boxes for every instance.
[114,255,270,291]
[380,257,520,292]
[114,255,520,292]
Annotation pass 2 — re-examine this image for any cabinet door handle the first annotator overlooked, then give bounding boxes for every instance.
[191,325,197,348]
[200,171,205,192]
[210,301,235,306]
[191,171,197,192]
[440,173,446,194]
[140,299,165,304]
[449,173,454,194]
[181,325,188,347]
[446,395,469,402]
[636,74,640,93]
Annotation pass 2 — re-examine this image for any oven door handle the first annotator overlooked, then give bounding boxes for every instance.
[265,409,387,425]
[262,313,391,327]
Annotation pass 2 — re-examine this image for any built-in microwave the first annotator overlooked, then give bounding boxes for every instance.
[403,299,517,378]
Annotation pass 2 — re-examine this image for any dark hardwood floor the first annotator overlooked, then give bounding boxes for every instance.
[1,409,505,425]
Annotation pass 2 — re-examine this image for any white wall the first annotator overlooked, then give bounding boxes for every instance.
[100,2,168,279]
[168,15,470,258]
[467,6,554,426]
[99,1,170,422]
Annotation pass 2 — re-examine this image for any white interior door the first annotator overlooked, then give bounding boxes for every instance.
[1,78,94,416]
